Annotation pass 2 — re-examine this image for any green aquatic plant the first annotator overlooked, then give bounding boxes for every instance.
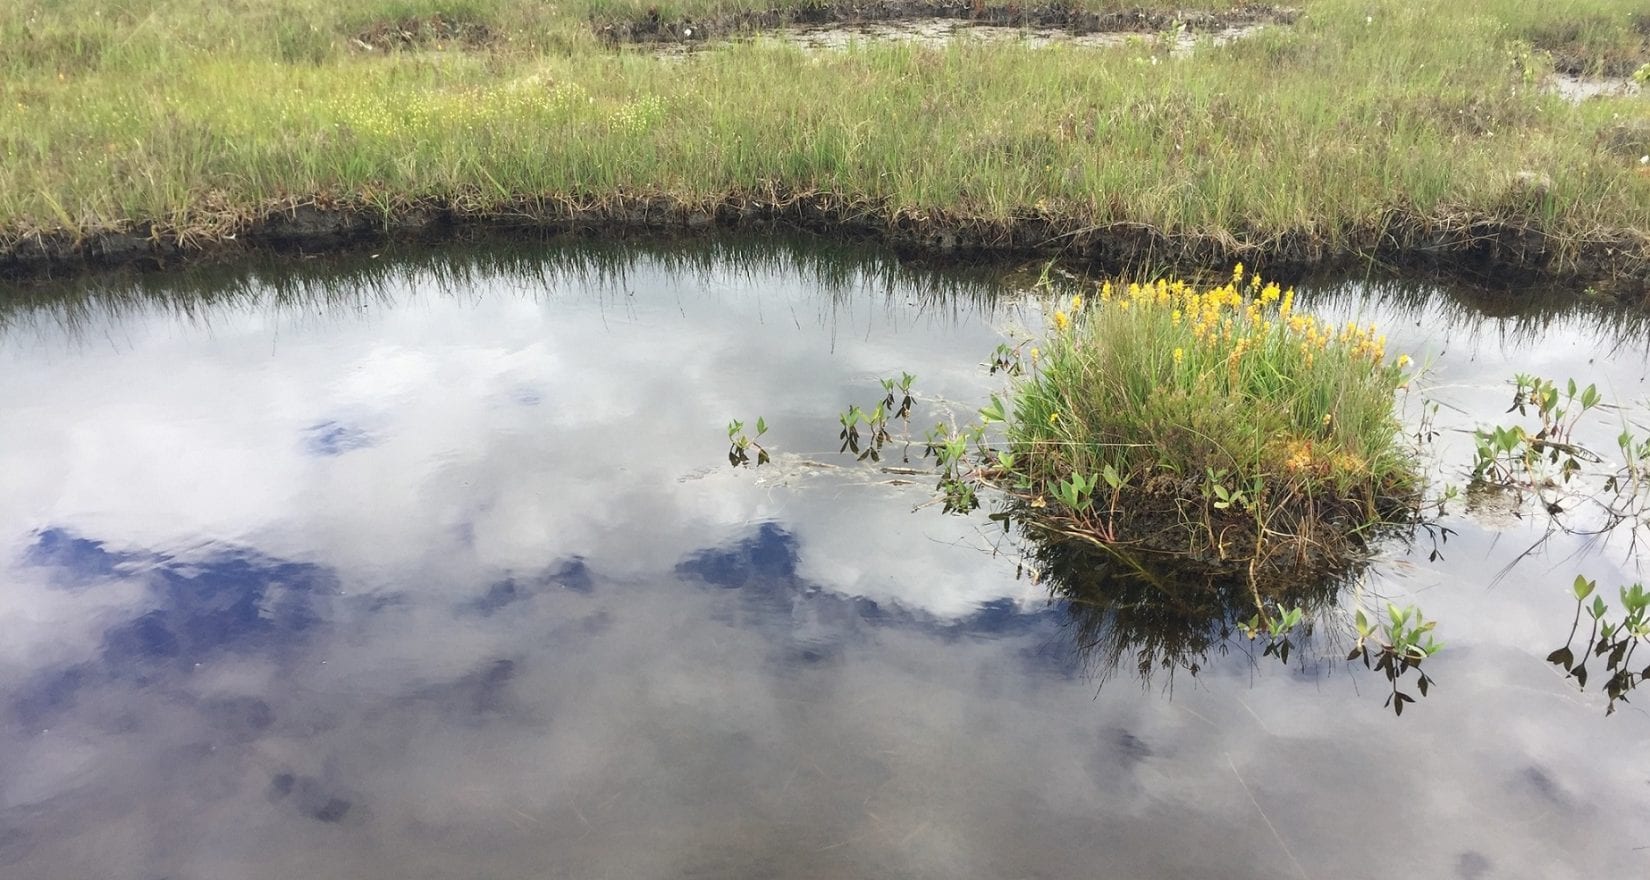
[1549,575,1650,715]
[1347,602,1442,716]
[838,401,894,462]
[880,372,916,421]
[1236,605,1308,664]
[922,420,985,514]
[726,416,769,467]
[987,342,1026,378]
[879,372,918,461]
[1471,374,1602,487]
[1467,374,1650,540]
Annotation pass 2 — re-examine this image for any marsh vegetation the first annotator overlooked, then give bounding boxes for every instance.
[0,0,1647,290]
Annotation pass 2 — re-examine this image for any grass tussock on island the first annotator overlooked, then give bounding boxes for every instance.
[991,266,1420,585]
[0,0,1648,290]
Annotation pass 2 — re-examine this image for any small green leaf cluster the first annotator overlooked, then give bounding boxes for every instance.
[1201,467,1263,512]
[726,416,769,467]
[922,420,986,513]
[1550,575,1650,714]
[841,374,922,464]
[1348,603,1442,716]
[1472,375,1602,486]
[1236,605,1308,664]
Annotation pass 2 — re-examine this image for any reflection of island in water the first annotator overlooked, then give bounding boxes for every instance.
[1028,534,1341,682]
[1018,523,1440,714]
[672,505,1444,713]
[1036,538,1333,683]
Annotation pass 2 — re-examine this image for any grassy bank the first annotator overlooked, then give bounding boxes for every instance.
[2,0,1648,289]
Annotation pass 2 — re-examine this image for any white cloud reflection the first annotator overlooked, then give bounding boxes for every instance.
[0,248,1646,879]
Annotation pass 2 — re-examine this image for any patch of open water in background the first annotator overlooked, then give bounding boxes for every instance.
[743,21,1263,53]
[1546,71,1643,103]
[1,238,1648,878]
[647,19,1276,57]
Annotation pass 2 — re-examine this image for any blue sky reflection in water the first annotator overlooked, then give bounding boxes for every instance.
[1,241,1648,879]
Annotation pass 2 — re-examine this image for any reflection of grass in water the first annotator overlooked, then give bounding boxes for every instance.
[1026,519,1441,714]
[1292,275,1650,355]
[0,234,1012,339]
[1027,526,1351,686]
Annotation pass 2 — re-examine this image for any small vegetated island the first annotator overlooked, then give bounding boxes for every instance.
[993,266,1419,588]
[740,263,1440,698]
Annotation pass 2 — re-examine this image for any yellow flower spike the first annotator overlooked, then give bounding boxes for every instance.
[1030,347,1041,361]
[1397,354,1413,368]
[1171,309,1182,326]
[1233,263,1245,285]
[1101,281,1113,301]
[1071,295,1084,313]
[1173,347,1185,364]
[1053,310,1069,331]
[1049,411,1061,425]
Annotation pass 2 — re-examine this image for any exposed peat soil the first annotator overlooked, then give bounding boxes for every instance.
[350,14,494,53]
[4,192,1645,306]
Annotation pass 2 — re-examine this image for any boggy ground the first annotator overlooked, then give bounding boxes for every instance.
[1,0,1648,298]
